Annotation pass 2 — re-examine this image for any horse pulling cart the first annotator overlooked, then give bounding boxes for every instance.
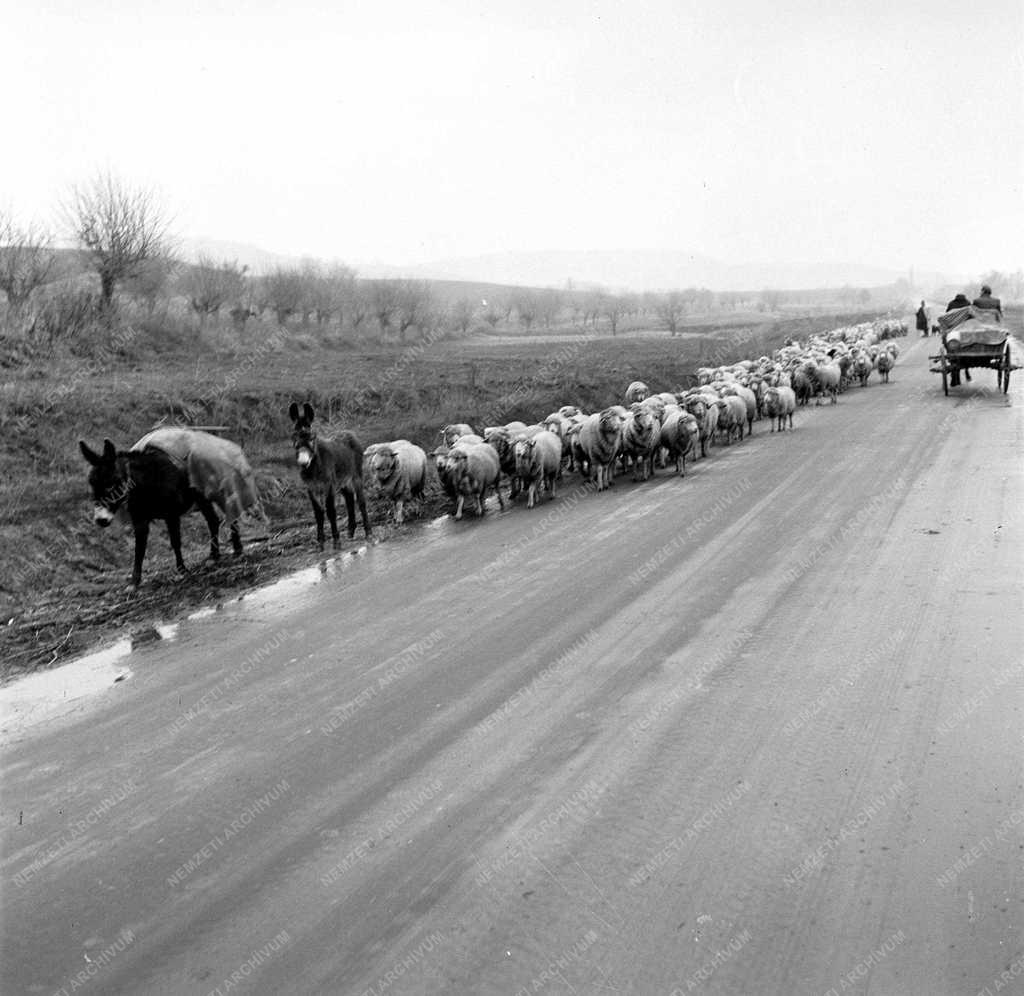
[929,306,1015,396]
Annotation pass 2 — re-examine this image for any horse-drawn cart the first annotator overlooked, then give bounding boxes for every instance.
[929,307,1015,396]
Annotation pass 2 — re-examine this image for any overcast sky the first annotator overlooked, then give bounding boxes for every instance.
[5,0,1022,279]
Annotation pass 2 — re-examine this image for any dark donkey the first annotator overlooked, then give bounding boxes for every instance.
[79,430,259,586]
[288,403,372,548]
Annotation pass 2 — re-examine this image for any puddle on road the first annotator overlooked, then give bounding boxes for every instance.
[0,543,376,742]
[0,514,501,740]
[0,638,134,743]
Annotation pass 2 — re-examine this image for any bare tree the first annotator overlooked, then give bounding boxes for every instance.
[535,289,563,329]
[482,297,505,328]
[598,291,625,335]
[394,280,433,341]
[0,213,56,317]
[248,275,273,318]
[264,266,305,325]
[655,290,685,336]
[300,261,357,327]
[582,291,603,327]
[348,281,370,333]
[513,290,538,331]
[367,279,399,338]
[62,173,173,307]
[450,297,476,335]
[836,285,860,309]
[325,263,357,327]
[123,255,177,313]
[182,255,247,325]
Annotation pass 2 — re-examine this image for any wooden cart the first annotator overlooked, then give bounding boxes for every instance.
[929,309,1015,396]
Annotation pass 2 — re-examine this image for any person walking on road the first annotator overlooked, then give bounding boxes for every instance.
[916,301,929,337]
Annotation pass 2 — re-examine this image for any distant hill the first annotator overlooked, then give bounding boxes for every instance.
[179,238,955,294]
[177,237,306,273]
[378,250,946,294]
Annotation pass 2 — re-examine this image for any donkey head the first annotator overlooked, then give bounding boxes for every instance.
[288,402,318,469]
[79,439,131,526]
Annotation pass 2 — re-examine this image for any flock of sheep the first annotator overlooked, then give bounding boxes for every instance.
[357,317,907,526]
[80,315,907,585]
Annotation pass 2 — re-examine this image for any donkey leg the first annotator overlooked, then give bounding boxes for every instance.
[131,521,150,587]
[325,490,341,548]
[230,522,243,556]
[339,489,356,540]
[197,500,221,560]
[354,485,373,538]
[165,516,188,575]
[309,493,326,550]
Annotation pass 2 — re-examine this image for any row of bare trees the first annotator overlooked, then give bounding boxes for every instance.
[2,171,954,346]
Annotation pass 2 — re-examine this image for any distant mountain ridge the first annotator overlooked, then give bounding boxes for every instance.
[386,250,921,293]
[181,238,953,292]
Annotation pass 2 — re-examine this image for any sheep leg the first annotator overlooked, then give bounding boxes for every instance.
[394,498,404,525]
[454,495,465,520]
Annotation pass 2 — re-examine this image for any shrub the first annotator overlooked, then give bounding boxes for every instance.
[28,288,102,345]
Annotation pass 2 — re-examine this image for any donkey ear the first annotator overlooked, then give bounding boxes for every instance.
[288,402,300,422]
[102,439,117,461]
[302,402,315,423]
[79,440,101,466]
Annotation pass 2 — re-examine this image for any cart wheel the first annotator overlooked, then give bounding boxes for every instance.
[1002,343,1012,394]
[941,357,948,396]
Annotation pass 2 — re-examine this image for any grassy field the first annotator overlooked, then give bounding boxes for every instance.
[0,307,888,680]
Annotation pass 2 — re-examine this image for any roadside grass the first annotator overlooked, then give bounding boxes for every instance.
[0,306,885,679]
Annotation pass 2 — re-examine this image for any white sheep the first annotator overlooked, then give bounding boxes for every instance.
[683,395,718,458]
[620,405,660,481]
[714,396,747,445]
[624,381,650,405]
[440,423,476,447]
[446,441,504,520]
[369,440,428,524]
[659,409,700,475]
[722,383,757,436]
[801,359,841,404]
[513,431,562,508]
[762,386,796,432]
[578,408,625,491]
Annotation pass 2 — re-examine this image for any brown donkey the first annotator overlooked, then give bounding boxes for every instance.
[288,402,372,549]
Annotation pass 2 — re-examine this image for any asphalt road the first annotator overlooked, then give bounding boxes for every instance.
[3,334,1023,996]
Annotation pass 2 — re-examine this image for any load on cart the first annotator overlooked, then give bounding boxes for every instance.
[929,295,1015,396]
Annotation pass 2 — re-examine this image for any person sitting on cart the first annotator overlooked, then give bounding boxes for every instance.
[946,292,971,312]
[972,285,1003,321]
